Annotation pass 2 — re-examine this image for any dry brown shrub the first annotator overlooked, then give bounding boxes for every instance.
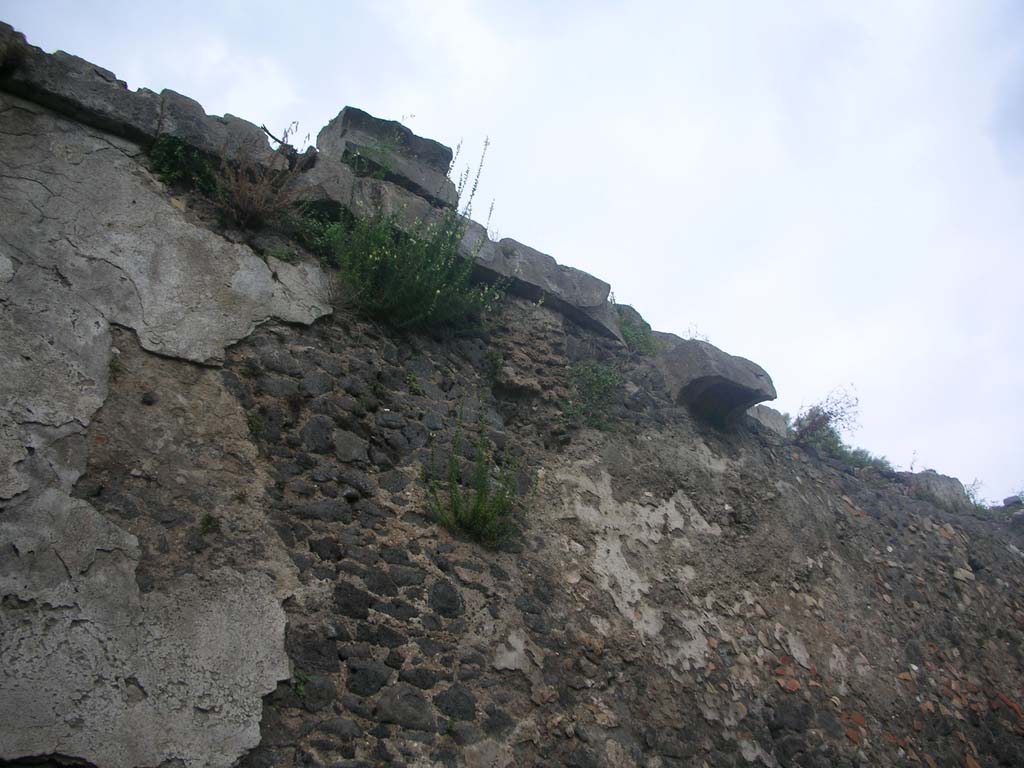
[215,123,310,229]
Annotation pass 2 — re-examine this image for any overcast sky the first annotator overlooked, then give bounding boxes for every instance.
[3,1,1021,500]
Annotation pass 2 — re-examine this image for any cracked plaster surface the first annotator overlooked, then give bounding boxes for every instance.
[0,92,320,766]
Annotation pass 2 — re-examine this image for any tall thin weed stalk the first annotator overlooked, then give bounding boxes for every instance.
[326,138,503,330]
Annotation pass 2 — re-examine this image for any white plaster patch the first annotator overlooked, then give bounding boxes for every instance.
[854,652,872,678]
[739,738,778,766]
[830,645,850,695]
[589,616,612,637]
[681,438,732,475]
[636,605,664,639]
[661,612,710,671]
[787,632,811,670]
[594,533,650,619]
[675,493,723,536]
[493,630,531,671]
[555,463,714,636]
[557,462,724,638]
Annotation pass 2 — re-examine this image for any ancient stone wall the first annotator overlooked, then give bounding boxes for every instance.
[2,21,1023,768]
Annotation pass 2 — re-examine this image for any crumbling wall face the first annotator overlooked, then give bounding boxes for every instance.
[168,298,1021,768]
[0,92,330,768]
[1,26,1023,768]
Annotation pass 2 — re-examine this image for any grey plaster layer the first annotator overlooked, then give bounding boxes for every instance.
[653,334,777,423]
[0,262,110,429]
[0,90,310,766]
[0,92,330,365]
[0,425,29,500]
[0,256,108,500]
[0,246,13,282]
[318,106,458,207]
[0,491,289,768]
[0,91,329,499]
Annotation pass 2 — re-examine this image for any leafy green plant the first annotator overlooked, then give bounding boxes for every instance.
[370,371,387,400]
[149,135,218,195]
[841,446,895,473]
[266,245,297,263]
[615,305,657,355]
[780,412,793,434]
[793,388,859,451]
[405,373,424,395]
[562,361,623,430]
[150,124,309,230]
[353,394,374,416]
[684,324,710,343]
[484,350,504,381]
[198,513,221,536]
[427,431,517,549]
[326,140,504,330]
[292,671,309,700]
[293,209,345,263]
[247,412,265,439]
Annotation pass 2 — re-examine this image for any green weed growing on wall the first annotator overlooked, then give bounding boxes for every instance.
[562,361,623,430]
[326,139,503,330]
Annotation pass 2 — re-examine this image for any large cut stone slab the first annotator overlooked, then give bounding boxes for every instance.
[0,23,274,162]
[654,335,776,423]
[748,404,790,438]
[1,21,160,142]
[318,106,458,207]
[467,224,621,340]
[897,470,973,514]
[159,88,275,162]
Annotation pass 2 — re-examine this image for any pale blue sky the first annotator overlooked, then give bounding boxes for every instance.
[3,1,1021,500]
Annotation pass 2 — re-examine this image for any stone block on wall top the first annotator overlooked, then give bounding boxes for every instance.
[654,334,777,423]
[897,469,974,514]
[0,22,161,141]
[317,106,458,208]
[748,404,790,438]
